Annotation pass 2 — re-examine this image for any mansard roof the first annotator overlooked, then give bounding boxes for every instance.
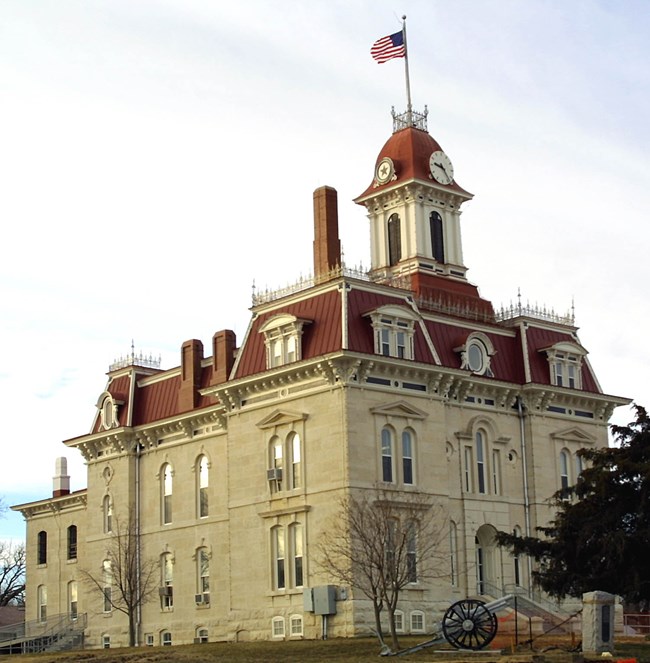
[72,272,614,435]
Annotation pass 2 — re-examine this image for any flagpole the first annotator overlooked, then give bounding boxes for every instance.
[401,15,413,121]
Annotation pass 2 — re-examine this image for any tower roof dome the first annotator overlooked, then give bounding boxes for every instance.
[355,125,472,203]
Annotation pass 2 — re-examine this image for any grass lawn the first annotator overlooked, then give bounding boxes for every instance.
[8,636,650,663]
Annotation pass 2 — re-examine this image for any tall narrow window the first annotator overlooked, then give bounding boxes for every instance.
[273,527,286,590]
[450,521,458,587]
[476,537,485,594]
[513,527,522,586]
[402,430,414,485]
[406,521,417,583]
[103,495,113,533]
[559,450,570,490]
[161,553,173,609]
[67,525,78,560]
[491,449,501,495]
[381,428,394,482]
[198,456,209,518]
[387,213,401,266]
[198,547,210,596]
[463,447,473,492]
[37,531,47,565]
[291,523,304,588]
[475,431,486,494]
[270,437,283,492]
[38,585,47,622]
[162,464,173,524]
[69,581,78,620]
[290,434,302,489]
[102,560,112,613]
[430,211,445,262]
[385,520,397,570]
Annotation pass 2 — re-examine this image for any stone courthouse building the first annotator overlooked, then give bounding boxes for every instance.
[13,106,628,649]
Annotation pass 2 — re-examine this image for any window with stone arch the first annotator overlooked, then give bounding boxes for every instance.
[103,495,113,533]
[559,449,570,491]
[197,546,210,597]
[67,525,78,560]
[460,419,505,496]
[37,530,47,565]
[430,210,444,262]
[268,436,283,492]
[37,584,47,622]
[259,314,310,369]
[289,522,304,588]
[161,552,173,610]
[196,455,209,519]
[402,428,415,485]
[288,432,302,490]
[381,426,395,483]
[387,213,402,266]
[161,463,173,525]
[68,580,78,620]
[475,430,487,494]
[449,520,458,587]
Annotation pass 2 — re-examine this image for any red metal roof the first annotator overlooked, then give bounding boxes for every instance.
[356,127,472,201]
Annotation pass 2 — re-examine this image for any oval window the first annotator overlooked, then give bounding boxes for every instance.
[467,342,485,373]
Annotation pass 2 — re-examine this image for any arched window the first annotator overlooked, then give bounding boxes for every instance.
[402,430,414,485]
[162,464,173,524]
[559,450,570,490]
[272,616,285,638]
[37,585,47,622]
[289,433,301,490]
[410,610,425,633]
[161,553,173,609]
[290,523,304,588]
[272,526,286,590]
[197,456,209,518]
[197,547,210,598]
[68,581,78,620]
[102,560,112,613]
[513,526,522,586]
[387,213,401,266]
[394,609,404,633]
[575,452,585,477]
[475,431,486,494]
[381,427,394,483]
[290,614,303,637]
[269,436,283,492]
[449,521,458,587]
[406,520,417,583]
[37,531,47,565]
[196,627,209,643]
[67,525,78,560]
[103,495,113,533]
[430,211,444,262]
[161,631,172,646]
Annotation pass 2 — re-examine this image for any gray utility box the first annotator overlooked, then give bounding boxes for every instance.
[313,585,337,615]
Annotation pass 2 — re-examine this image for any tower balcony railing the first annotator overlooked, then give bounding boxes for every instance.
[496,301,575,326]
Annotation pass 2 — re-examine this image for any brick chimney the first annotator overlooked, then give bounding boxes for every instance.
[179,339,204,411]
[313,186,341,282]
[212,329,236,385]
[53,457,70,497]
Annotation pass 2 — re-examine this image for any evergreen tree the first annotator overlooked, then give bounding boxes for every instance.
[497,405,650,603]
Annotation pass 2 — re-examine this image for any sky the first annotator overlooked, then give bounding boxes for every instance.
[1,0,649,541]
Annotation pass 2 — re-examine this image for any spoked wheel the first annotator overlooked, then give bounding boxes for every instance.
[442,599,498,650]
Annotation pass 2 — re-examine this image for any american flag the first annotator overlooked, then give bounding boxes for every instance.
[371,31,406,63]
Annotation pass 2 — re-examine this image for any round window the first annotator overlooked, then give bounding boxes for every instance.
[467,342,485,373]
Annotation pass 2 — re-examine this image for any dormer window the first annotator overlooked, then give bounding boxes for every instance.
[260,314,311,369]
[541,341,587,389]
[455,333,495,377]
[96,392,121,431]
[366,305,419,360]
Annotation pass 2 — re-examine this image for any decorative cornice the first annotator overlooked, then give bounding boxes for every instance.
[12,491,88,519]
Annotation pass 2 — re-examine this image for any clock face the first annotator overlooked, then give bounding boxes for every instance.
[375,157,395,184]
[429,150,454,185]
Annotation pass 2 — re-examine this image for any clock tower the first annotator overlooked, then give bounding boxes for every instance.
[355,108,493,319]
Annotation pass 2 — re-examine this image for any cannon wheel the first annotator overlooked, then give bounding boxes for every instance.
[441,599,498,650]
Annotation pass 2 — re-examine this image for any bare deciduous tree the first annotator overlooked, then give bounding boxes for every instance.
[316,489,448,653]
[0,542,26,606]
[80,509,158,646]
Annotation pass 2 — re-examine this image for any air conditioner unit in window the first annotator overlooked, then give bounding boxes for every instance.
[159,586,172,597]
[195,594,204,604]
[202,592,210,604]
[267,468,282,481]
